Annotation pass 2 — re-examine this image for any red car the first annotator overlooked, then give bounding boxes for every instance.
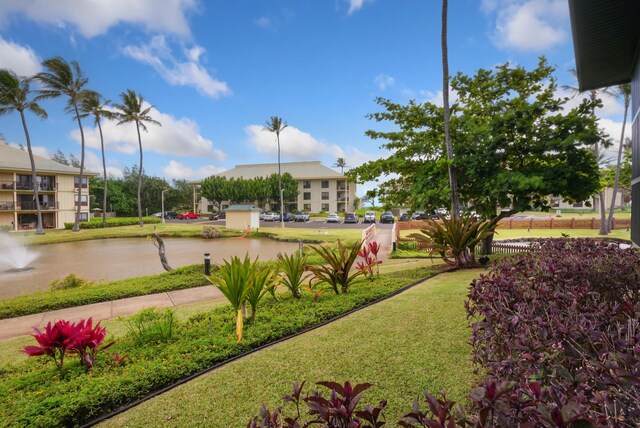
[177,212,200,220]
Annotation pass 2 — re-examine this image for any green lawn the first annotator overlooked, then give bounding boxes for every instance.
[101,269,479,427]
[399,228,631,241]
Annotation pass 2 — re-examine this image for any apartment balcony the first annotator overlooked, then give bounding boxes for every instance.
[17,201,59,211]
[15,182,57,192]
[0,202,15,211]
[0,181,15,191]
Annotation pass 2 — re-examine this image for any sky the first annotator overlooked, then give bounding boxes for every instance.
[0,0,629,196]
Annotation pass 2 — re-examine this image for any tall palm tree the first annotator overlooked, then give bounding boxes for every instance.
[562,69,613,235]
[606,84,631,233]
[80,90,112,226]
[334,157,348,174]
[35,57,89,232]
[263,116,287,228]
[113,90,161,227]
[0,70,47,234]
[441,0,460,215]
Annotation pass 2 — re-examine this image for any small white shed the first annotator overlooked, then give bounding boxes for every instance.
[225,205,261,231]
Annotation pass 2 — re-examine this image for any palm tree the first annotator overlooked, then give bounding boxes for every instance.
[80,90,112,226]
[263,116,287,228]
[334,157,348,174]
[562,69,613,235]
[606,84,631,233]
[35,57,89,232]
[113,89,161,227]
[0,70,47,234]
[441,0,460,215]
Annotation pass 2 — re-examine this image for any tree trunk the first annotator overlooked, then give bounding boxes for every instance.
[441,0,460,215]
[482,232,495,256]
[136,121,144,227]
[151,233,172,271]
[598,190,607,235]
[606,96,629,232]
[98,117,108,227]
[73,103,86,233]
[20,110,44,235]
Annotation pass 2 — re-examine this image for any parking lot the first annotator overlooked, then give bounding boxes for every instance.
[166,217,395,230]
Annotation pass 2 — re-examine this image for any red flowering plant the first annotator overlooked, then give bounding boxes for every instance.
[70,318,115,370]
[357,241,382,280]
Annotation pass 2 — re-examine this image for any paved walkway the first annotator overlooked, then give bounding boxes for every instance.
[0,228,394,341]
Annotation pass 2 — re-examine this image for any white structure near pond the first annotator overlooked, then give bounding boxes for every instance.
[225,204,261,231]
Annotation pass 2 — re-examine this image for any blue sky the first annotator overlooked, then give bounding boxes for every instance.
[0,0,627,195]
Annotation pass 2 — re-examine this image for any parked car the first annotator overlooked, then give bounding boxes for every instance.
[410,211,424,220]
[380,211,395,224]
[275,212,293,222]
[363,211,376,223]
[344,212,359,224]
[263,212,277,221]
[294,212,310,222]
[178,212,200,220]
[326,213,340,223]
[399,213,409,221]
[208,212,226,220]
[164,211,177,219]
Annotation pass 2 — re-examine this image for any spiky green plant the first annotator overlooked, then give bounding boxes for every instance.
[205,255,253,341]
[277,252,308,298]
[306,240,364,294]
[245,263,279,321]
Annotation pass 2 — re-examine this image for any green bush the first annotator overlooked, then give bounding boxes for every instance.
[48,273,93,291]
[201,225,222,239]
[124,308,177,344]
[0,266,438,427]
[63,217,161,230]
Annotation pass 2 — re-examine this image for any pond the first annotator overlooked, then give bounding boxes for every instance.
[0,237,299,299]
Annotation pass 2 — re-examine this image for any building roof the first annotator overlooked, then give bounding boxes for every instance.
[568,0,640,91]
[0,141,98,176]
[217,161,346,181]
[225,204,260,211]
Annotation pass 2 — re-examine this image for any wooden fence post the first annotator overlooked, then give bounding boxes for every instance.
[591,218,595,229]
[571,218,575,229]
[550,217,554,229]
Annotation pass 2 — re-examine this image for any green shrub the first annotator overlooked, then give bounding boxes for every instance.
[201,225,222,239]
[306,240,364,294]
[48,273,93,291]
[63,217,161,230]
[276,251,308,298]
[124,308,176,344]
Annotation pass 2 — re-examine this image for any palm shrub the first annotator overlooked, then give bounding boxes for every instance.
[408,212,498,267]
[205,254,253,341]
[245,262,279,321]
[306,240,364,294]
[277,252,308,298]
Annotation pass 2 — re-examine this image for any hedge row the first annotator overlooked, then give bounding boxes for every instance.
[0,266,438,427]
[63,217,161,229]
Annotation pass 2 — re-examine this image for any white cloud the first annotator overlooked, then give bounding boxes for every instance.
[0,36,41,76]
[123,35,230,98]
[482,0,568,51]
[70,104,225,160]
[374,74,395,91]
[161,160,226,180]
[245,124,341,160]
[346,0,373,15]
[254,17,271,29]
[0,0,198,38]
[83,150,124,178]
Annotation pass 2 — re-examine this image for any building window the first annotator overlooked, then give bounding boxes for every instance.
[74,176,88,188]
[321,192,329,200]
[573,202,584,208]
[75,195,88,206]
[321,203,329,212]
[303,192,311,200]
[303,203,311,211]
[321,180,329,188]
[303,180,311,189]
[78,212,89,221]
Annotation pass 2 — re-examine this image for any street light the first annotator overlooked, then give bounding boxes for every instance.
[161,189,167,224]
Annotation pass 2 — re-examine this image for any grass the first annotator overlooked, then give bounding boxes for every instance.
[256,226,363,243]
[100,269,479,427]
[518,208,632,219]
[399,228,631,241]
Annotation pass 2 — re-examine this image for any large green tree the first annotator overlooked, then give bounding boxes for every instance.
[200,175,228,212]
[350,59,602,250]
[0,70,48,234]
[36,57,90,232]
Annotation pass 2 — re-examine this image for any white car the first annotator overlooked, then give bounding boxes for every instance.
[263,212,277,221]
[326,213,340,223]
[363,211,376,223]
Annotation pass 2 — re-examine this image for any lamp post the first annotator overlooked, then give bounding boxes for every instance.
[161,189,167,224]
[280,189,285,228]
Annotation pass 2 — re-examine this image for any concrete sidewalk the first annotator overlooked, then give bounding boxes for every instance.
[0,286,223,341]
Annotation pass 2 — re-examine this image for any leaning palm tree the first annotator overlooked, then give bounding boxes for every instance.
[263,116,287,228]
[606,84,631,233]
[80,90,112,226]
[0,70,47,234]
[113,90,161,227]
[334,157,348,174]
[441,0,460,215]
[35,57,89,232]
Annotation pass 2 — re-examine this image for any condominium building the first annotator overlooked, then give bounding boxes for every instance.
[0,141,96,230]
[194,161,357,213]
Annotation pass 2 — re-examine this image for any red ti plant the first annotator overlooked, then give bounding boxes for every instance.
[70,317,115,370]
[23,320,82,374]
[357,241,382,280]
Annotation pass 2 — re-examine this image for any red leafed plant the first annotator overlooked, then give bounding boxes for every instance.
[357,241,382,280]
[70,318,115,370]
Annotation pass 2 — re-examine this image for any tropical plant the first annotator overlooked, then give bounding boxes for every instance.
[70,317,114,370]
[333,157,348,174]
[357,241,382,280]
[49,273,92,290]
[35,57,89,232]
[80,90,112,226]
[306,240,365,294]
[264,116,288,227]
[124,307,176,344]
[0,69,48,235]
[408,212,498,267]
[23,320,81,374]
[113,89,161,227]
[277,252,308,299]
[245,262,278,321]
[206,255,253,341]
[607,83,631,233]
